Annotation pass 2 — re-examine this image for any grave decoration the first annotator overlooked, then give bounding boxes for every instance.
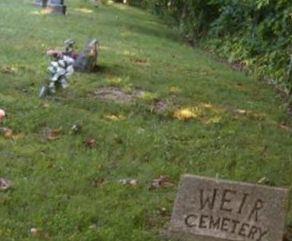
[35,0,67,15]
[167,174,289,241]
[39,39,99,98]
[39,39,75,97]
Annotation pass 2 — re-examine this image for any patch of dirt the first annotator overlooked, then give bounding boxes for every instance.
[94,87,145,104]
[94,87,172,113]
[149,176,175,190]
[95,87,134,103]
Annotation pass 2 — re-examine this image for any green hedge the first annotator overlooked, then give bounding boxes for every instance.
[125,0,292,94]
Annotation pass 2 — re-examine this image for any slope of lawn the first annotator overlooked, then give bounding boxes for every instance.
[0,1,291,240]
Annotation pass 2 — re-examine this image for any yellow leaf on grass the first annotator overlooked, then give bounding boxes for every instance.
[173,108,200,121]
[105,114,126,121]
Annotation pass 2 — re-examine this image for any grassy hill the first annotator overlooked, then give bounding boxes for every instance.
[0,0,291,240]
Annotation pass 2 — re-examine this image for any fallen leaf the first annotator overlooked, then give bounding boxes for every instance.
[0,178,12,191]
[149,176,174,190]
[45,128,62,141]
[0,128,13,139]
[104,114,126,121]
[85,138,97,148]
[279,124,292,132]
[30,228,39,236]
[173,108,199,121]
[0,128,25,140]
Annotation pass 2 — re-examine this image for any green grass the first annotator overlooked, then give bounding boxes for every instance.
[0,1,292,240]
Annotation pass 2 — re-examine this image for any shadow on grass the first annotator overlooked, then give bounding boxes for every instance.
[126,22,181,43]
[91,64,111,74]
[101,6,181,44]
[87,62,127,77]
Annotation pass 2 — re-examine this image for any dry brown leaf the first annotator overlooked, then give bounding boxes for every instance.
[46,128,62,141]
[85,138,97,148]
[0,128,25,140]
[279,124,292,132]
[0,178,12,191]
[149,176,174,190]
[0,128,13,139]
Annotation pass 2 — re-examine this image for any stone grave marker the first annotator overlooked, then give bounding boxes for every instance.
[48,0,64,5]
[74,39,99,72]
[168,175,289,241]
[35,0,47,7]
[35,0,66,14]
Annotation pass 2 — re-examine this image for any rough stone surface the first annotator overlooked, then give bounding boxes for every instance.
[168,175,288,241]
[74,39,99,72]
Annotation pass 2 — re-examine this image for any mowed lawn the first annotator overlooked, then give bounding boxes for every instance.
[0,0,291,240]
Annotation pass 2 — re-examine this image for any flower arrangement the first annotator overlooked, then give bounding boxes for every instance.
[39,39,99,98]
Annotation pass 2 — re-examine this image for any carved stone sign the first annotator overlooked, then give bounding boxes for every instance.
[169,175,288,241]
